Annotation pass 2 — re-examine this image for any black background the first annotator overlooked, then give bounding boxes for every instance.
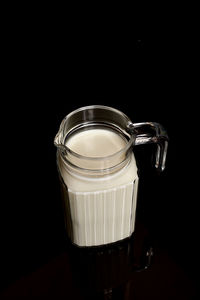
[1,20,198,297]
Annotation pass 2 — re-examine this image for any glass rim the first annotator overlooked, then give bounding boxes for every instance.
[55,105,135,162]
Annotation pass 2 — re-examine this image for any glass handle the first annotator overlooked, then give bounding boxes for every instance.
[133,246,154,272]
[128,122,169,172]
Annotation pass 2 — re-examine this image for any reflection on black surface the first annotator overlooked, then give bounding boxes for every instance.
[67,224,152,299]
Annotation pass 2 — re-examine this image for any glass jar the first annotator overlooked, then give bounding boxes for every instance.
[54,105,168,247]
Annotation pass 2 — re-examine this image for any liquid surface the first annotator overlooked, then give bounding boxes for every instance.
[65,128,127,157]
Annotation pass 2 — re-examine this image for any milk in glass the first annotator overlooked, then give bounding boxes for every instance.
[58,128,138,247]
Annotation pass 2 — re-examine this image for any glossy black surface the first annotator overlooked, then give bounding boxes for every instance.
[1,223,197,299]
[1,33,198,298]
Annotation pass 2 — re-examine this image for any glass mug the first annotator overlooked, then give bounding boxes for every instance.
[54,105,168,247]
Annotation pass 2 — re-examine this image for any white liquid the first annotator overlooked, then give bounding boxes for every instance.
[58,128,139,246]
[66,128,127,157]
